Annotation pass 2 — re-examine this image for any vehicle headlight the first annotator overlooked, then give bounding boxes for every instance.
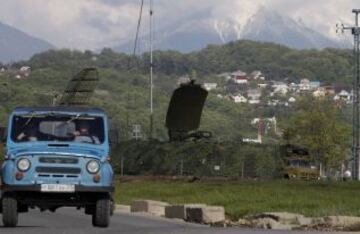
[86,160,100,174]
[17,158,31,172]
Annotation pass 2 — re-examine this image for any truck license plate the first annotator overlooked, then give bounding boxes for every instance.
[41,184,75,193]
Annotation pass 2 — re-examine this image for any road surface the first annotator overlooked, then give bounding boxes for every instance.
[0,208,351,234]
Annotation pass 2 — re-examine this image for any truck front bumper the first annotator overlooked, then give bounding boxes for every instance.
[1,184,114,193]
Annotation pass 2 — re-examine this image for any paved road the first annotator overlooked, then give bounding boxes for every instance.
[0,208,351,234]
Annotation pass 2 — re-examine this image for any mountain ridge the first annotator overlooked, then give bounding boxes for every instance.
[0,22,55,63]
[113,8,344,53]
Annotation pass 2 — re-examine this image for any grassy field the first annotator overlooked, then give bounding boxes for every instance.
[114,178,360,220]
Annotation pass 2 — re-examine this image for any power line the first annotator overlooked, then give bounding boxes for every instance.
[133,0,145,56]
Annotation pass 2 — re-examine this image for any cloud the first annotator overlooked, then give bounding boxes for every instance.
[0,0,357,49]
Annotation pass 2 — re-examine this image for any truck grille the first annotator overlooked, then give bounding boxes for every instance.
[35,167,81,174]
[39,157,79,164]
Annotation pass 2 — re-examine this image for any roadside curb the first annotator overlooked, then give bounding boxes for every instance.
[115,202,360,232]
[115,200,225,225]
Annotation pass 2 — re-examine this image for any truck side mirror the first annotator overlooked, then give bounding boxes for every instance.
[0,127,7,143]
[109,129,119,147]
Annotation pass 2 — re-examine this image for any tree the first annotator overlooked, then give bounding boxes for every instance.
[283,97,351,173]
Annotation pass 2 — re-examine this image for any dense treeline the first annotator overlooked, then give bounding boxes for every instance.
[12,40,353,84]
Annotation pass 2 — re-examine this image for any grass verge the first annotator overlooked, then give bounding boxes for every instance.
[114,178,360,220]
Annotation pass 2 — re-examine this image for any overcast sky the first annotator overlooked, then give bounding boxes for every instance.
[0,0,358,50]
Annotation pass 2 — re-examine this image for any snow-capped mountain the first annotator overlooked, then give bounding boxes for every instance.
[240,8,340,49]
[114,7,344,53]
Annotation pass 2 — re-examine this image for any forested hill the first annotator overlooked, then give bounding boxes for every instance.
[0,39,353,142]
[14,40,353,85]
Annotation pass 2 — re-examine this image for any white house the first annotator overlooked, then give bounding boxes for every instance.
[288,97,296,103]
[272,82,288,95]
[248,99,260,104]
[247,89,261,104]
[299,78,311,91]
[177,76,191,85]
[313,87,326,98]
[203,83,218,91]
[289,82,298,92]
[335,90,352,104]
[19,66,31,78]
[217,72,231,81]
[231,94,248,103]
[268,99,280,106]
[338,90,351,100]
[258,83,267,89]
[250,70,265,80]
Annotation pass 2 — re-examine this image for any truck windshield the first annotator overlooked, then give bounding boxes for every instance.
[11,114,105,144]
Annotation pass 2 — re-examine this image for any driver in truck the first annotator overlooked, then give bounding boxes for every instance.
[16,124,38,142]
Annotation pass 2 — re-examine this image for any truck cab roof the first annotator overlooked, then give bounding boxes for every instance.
[12,106,107,116]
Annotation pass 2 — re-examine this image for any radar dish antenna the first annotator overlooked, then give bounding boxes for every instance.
[58,67,99,106]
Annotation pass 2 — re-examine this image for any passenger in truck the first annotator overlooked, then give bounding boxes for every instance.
[74,121,100,144]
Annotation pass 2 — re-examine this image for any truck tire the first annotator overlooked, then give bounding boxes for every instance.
[92,198,110,227]
[2,195,18,227]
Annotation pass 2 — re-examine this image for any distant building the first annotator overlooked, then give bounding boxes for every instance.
[324,86,336,96]
[177,76,191,86]
[231,70,248,84]
[272,82,288,95]
[258,83,267,89]
[288,97,296,103]
[309,81,320,90]
[334,90,352,104]
[299,78,311,91]
[231,94,248,103]
[248,99,260,104]
[203,83,218,91]
[247,89,261,104]
[19,66,31,78]
[250,70,265,80]
[268,99,280,106]
[313,87,326,98]
[217,72,232,81]
[338,90,351,100]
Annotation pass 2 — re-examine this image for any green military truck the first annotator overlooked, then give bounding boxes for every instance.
[281,144,320,180]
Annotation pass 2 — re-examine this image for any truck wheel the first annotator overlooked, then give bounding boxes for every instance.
[2,195,18,227]
[92,198,110,227]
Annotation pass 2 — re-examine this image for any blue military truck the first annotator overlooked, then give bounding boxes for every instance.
[0,106,114,227]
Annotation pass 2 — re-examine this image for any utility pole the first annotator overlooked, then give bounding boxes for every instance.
[149,0,154,139]
[337,9,360,180]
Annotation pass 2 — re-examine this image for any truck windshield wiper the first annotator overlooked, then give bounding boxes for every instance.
[54,114,81,131]
[21,111,37,129]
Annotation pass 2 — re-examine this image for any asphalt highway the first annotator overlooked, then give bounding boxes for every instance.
[0,208,352,234]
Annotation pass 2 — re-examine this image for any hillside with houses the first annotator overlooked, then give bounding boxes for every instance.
[199,70,353,107]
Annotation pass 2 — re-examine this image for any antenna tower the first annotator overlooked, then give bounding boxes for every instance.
[337,9,360,180]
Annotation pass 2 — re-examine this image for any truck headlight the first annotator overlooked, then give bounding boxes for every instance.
[17,158,31,172]
[86,160,100,174]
